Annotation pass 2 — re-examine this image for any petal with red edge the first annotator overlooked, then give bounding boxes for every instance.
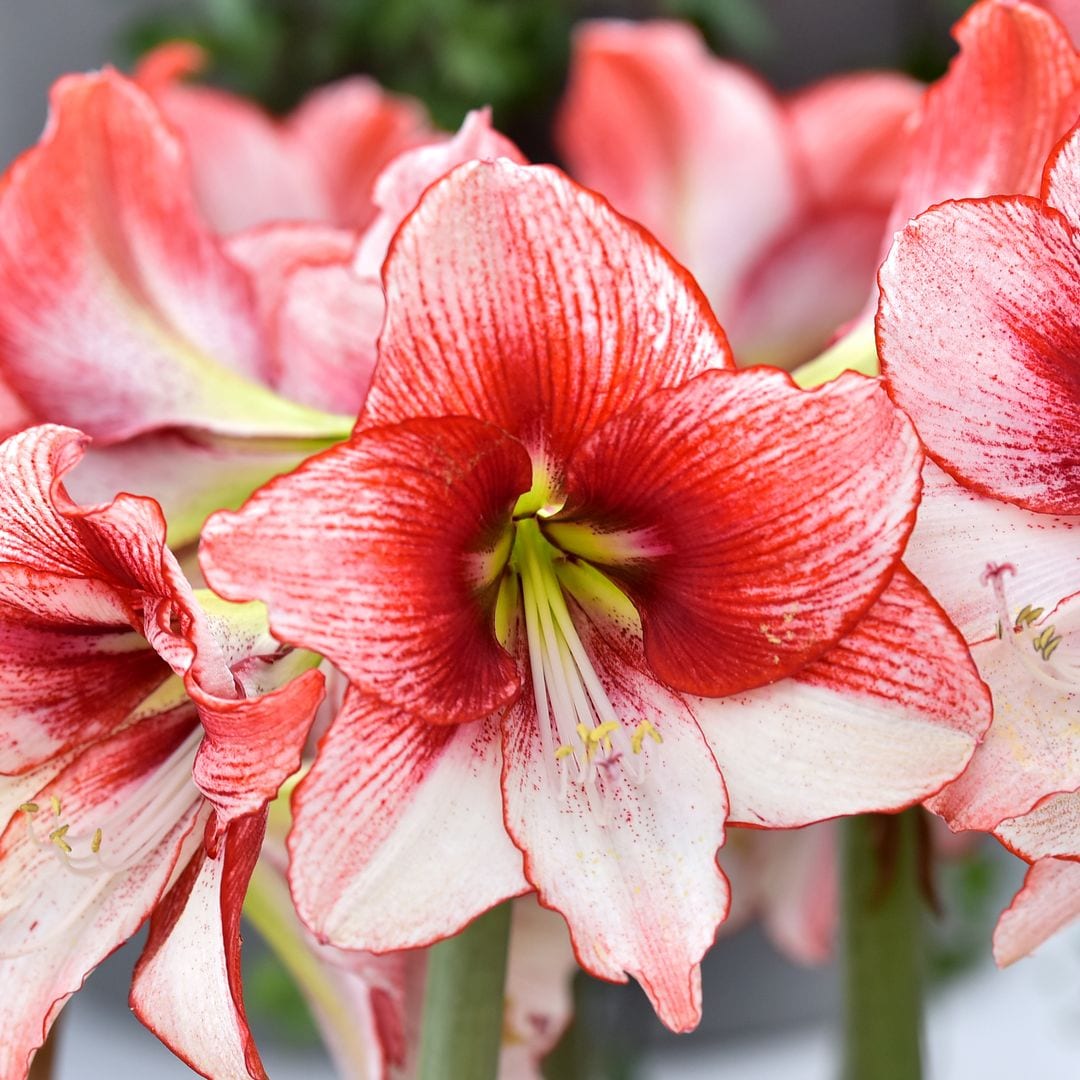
[136,46,327,234]
[995,790,1080,861]
[1044,120,1080,225]
[886,0,1080,234]
[878,197,1080,514]
[787,72,921,209]
[288,690,528,951]
[131,812,268,1080]
[286,77,433,231]
[696,566,989,828]
[903,462,1079,645]
[361,159,731,482]
[993,856,1080,965]
[0,72,345,442]
[500,584,728,1033]
[928,592,1080,832]
[202,417,530,723]
[354,107,525,279]
[559,368,922,696]
[556,20,798,319]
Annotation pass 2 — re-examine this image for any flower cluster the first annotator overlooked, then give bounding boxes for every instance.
[0,1,1078,1077]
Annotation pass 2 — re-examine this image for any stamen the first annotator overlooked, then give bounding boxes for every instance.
[982,561,1076,692]
[631,720,663,755]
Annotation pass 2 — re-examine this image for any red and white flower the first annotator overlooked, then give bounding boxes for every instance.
[557,19,922,368]
[877,114,1080,962]
[0,424,324,1079]
[201,160,989,1030]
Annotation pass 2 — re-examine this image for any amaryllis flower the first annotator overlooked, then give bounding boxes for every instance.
[876,112,1080,962]
[0,424,324,1079]
[557,19,922,368]
[0,65,513,547]
[201,160,990,1030]
[134,42,434,236]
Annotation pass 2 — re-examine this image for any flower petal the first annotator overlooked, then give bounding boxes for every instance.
[696,566,989,827]
[928,592,1080,832]
[500,585,728,1033]
[131,811,268,1080]
[1043,119,1080,222]
[0,718,205,1078]
[288,689,528,951]
[202,417,531,723]
[361,159,731,480]
[878,196,1080,514]
[556,20,798,319]
[994,790,1080,861]
[902,462,1079,645]
[992,855,1080,965]
[0,71,345,442]
[887,0,1080,231]
[559,368,922,696]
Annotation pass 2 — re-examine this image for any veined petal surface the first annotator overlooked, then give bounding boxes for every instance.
[993,855,1080,965]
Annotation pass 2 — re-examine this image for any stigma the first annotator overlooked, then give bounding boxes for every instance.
[512,517,663,804]
[983,562,1077,692]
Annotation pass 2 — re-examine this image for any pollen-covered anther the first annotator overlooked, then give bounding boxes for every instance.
[630,720,663,755]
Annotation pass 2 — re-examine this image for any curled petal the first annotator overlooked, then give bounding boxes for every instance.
[878,197,1080,514]
[993,855,1080,965]
[995,790,1080,861]
[288,690,528,951]
[697,566,989,827]
[1043,118,1080,221]
[131,812,268,1080]
[362,159,731,480]
[202,417,531,724]
[560,368,922,695]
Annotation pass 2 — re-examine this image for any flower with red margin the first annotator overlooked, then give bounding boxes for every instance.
[557,19,922,368]
[877,113,1080,963]
[201,160,990,1031]
[0,425,324,1079]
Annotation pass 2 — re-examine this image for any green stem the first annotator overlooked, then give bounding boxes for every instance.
[842,810,925,1080]
[417,902,513,1080]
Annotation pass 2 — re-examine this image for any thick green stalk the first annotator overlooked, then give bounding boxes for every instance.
[842,810,924,1080]
[417,901,513,1080]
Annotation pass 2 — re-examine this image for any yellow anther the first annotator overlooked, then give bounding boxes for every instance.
[1032,626,1063,661]
[575,723,596,758]
[1016,605,1044,627]
[91,828,103,854]
[554,745,575,761]
[49,796,62,817]
[630,720,663,754]
[49,824,71,854]
[589,722,620,752]
[18,802,39,815]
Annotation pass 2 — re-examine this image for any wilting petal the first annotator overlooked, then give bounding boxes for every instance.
[903,462,1079,644]
[226,224,382,415]
[500,897,577,1079]
[0,717,205,1078]
[558,368,922,696]
[202,417,530,723]
[995,789,1080,861]
[500,588,728,1033]
[557,20,798,318]
[878,197,1080,515]
[697,567,989,827]
[136,44,327,233]
[289,690,528,950]
[929,593,1080,832]
[0,71,345,443]
[361,159,731,480]
[286,77,433,231]
[354,107,525,279]
[131,812,267,1080]
[993,855,1080,965]
[787,72,921,208]
[886,0,1080,234]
